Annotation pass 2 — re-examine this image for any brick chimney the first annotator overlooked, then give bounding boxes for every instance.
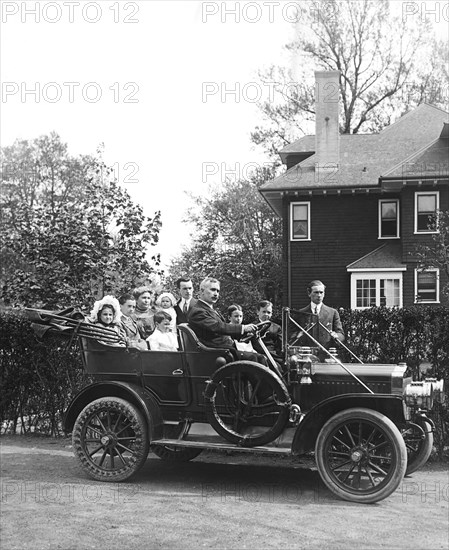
[314,70,340,182]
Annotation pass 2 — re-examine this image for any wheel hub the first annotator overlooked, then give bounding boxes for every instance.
[350,447,366,463]
[100,433,116,447]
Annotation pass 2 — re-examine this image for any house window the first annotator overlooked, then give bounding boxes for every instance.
[356,279,376,307]
[290,202,310,240]
[350,272,403,309]
[379,279,401,306]
[379,199,399,238]
[415,269,439,303]
[415,192,439,233]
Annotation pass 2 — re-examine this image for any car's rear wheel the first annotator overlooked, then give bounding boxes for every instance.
[315,408,407,504]
[403,419,434,475]
[73,397,149,482]
[204,361,291,447]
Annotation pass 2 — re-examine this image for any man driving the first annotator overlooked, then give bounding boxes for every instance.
[188,277,267,365]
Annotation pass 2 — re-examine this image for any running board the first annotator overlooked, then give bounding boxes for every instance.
[150,438,292,454]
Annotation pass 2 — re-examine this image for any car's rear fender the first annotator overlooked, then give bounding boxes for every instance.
[63,381,163,440]
[292,394,406,455]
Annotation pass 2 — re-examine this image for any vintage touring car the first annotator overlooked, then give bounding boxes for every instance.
[27,307,443,504]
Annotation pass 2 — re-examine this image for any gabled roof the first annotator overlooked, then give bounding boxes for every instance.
[346,242,406,271]
[261,104,449,193]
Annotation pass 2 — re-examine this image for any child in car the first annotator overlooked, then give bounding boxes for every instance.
[155,292,177,332]
[87,296,125,346]
[147,310,178,351]
[228,304,257,353]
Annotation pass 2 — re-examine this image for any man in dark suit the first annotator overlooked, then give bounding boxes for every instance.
[188,277,270,367]
[188,277,257,348]
[294,280,344,353]
[174,276,198,325]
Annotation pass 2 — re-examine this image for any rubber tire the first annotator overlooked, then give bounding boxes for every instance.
[403,419,434,475]
[73,397,149,482]
[205,361,290,447]
[151,445,203,462]
[315,408,407,504]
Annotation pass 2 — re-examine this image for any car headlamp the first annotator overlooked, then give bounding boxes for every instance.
[424,378,445,403]
[404,381,434,410]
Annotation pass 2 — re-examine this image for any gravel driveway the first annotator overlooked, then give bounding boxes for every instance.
[1,435,448,550]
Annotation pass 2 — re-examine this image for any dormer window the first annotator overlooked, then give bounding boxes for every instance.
[379,199,399,239]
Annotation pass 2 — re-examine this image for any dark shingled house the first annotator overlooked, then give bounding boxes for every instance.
[259,71,449,309]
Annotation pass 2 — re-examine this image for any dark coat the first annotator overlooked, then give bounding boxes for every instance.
[187,299,242,349]
[174,298,198,325]
[294,303,344,348]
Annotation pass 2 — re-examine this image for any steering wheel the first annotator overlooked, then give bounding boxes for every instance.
[240,321,272,343]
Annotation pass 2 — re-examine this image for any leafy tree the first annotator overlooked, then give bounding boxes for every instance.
[414,210,449,298]
[1,134,162,309]
[168,166,283,318]
[0,133,92,284]
[252,0,448,156]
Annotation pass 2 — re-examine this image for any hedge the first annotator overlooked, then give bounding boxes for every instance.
[0,309,89,436]
[1,307,448,457]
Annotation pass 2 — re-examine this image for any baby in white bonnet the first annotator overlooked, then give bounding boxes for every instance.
[155,292,177,332]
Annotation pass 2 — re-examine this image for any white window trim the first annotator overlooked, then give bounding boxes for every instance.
[378,198,400,239]
[290,201,311,241]
[414,268,440,304]
[414,191,439,234]
[350,271,403,310]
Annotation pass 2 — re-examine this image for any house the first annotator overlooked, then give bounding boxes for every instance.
[259,71,449,310]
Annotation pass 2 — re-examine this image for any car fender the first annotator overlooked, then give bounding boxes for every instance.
[291,394,406,455]
[412,411,435,432]
[63,381,163,440]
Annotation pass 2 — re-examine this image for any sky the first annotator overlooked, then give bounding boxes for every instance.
[1,0,448,268]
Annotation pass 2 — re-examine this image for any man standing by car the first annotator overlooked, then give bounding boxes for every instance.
[294,280,344,352]
[174,276,198,325]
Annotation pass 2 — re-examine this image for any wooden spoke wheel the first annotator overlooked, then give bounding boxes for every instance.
[204,361,291,447]
[73,397,149,482]
[315,408,407,503]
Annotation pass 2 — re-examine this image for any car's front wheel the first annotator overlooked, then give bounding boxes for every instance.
[315,408,407,504]
[72,397,149,482]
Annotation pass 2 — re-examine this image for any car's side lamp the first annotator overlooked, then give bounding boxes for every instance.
[300,359,313,385]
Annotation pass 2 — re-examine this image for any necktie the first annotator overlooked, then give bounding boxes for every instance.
[183,301,188,314]
[314,305,319,316]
